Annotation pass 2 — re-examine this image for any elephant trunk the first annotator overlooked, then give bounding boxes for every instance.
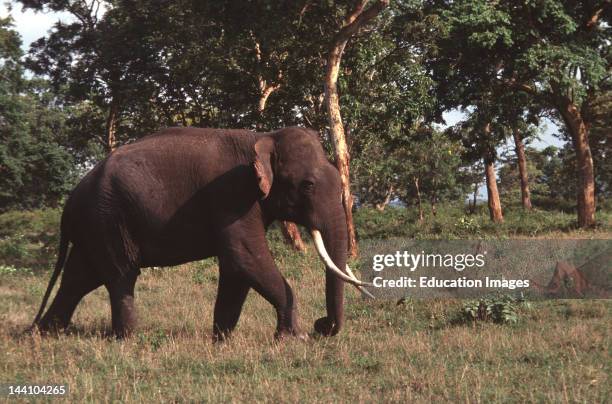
[311,205,371,335]
[320,214,347,336]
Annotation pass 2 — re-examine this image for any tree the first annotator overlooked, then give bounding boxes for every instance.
[461,160,485,214]
[0,17,75,211]
[395,128,466,218]
[511,125,532,210]
[498,145,547,206]
[428,0,611,227]
[342,1,442,214]
[448,108,507,222]
[324,0,389,256]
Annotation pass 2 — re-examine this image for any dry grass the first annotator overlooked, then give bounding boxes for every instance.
[1,246,610,403]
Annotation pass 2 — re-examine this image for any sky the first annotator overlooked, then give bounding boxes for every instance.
[1,3,73,48]
[3,4,567,200]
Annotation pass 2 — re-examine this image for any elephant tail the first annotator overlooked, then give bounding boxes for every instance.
[31,232,70,327]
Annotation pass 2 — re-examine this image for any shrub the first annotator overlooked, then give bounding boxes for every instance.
[461,294,527,324]
[0,209,61,271]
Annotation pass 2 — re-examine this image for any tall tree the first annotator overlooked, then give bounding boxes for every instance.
[482,123,504,222]
[449,109,507,223]
[511,126,532,210]
[324,0,389,257]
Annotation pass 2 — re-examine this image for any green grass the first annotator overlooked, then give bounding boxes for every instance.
[0,207,610,402]
[1,254,610,402]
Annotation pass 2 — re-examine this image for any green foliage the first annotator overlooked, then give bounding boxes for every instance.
[0,233,30,262]
[461,294,527,324]
[454,216,482,236]
[0,208,61,270]
[137,329,169,352]
[498,146,547,202]
[585,90,612,200]
[0,263,33,276]
[2,0,610,225]
[0,18,76,211]
[191,259,218,285]
[354,204,609,240]
[429,0,610,224]
[3,206,606,275]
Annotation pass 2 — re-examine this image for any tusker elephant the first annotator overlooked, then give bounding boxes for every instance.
[32,126,371,341]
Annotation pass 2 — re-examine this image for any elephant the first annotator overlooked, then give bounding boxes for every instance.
[32,126,371,341]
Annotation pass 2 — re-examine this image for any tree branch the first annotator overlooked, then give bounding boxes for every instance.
[585,3,608,29]
[333,0,389,47]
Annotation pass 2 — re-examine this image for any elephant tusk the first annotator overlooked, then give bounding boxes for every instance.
[346,265,375,298]
[310,230,373,288]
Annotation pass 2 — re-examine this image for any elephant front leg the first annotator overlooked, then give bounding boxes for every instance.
[217,217,305,340]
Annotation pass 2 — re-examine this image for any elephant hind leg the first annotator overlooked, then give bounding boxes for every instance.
[37,248,103,332]
[212,260,251,343]
[105,271,139,339]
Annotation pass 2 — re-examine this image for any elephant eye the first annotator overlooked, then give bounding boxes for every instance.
[300,180,315,194]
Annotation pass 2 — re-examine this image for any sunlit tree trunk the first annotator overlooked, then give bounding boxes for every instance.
[512,128,532,210]
[106,101,118,152]
[512,82,597,228]
[325,0,389,257]
[280,221,306,252]
[559,100,596,227]
[484,155,504,223]
[375,185,393,211]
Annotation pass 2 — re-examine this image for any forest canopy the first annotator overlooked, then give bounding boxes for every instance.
[1,1,610,235]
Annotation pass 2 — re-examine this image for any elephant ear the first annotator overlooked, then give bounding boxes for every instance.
[253,136,275,199]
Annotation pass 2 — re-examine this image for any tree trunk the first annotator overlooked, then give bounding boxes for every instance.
[280,221,306,252]
[430,186,437,216]
[470,182,478,214]
[106,101,118,152]
[414,176,424,222]
[512,128,532,210]
[258,85,278,117]
[325,0,389,257]
[484,156,504,223]
[558,100,596,227]
[375,185,393,211]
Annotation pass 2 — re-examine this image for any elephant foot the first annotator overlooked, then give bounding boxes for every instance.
[274,327,309,342]
[24,323,47,337]
[34,316,70,336]
[314,317,341,336]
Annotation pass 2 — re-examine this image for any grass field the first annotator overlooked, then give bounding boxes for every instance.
[1,207,611,402]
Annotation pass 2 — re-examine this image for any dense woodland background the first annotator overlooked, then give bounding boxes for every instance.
[1,1,610,254]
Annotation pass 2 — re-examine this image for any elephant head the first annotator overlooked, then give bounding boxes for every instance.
[252,127,371,335]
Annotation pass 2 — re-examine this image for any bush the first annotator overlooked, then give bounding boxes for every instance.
[460,294,527,324]
[0,208,61,271]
